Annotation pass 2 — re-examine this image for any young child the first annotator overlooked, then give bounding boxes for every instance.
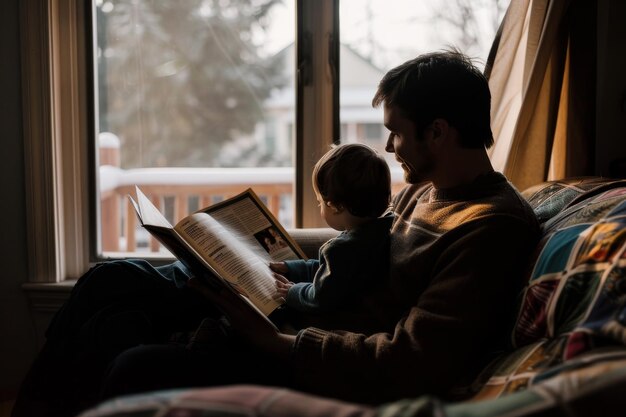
[270,143,393,318]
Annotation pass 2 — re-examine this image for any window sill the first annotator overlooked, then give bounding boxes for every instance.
[22,281,76,313]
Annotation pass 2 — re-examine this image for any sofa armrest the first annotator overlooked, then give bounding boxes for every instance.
[287,228,339,259]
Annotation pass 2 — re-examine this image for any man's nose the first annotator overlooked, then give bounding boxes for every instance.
[385,134,394,153]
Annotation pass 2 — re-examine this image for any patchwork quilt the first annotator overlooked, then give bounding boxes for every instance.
[471,178,626,400]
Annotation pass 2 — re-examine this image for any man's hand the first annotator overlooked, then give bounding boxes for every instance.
[187,277,296,360]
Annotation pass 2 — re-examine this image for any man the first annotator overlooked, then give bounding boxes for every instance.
[12,50,539,417]
[184,50,539,402]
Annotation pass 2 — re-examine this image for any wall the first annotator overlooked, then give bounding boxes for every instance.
[0,0,39,400]
[596,0,626,176]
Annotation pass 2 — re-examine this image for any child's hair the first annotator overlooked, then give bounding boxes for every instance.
[312,143,391,218]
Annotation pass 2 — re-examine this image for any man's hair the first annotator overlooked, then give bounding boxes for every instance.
[372,49,494,149]
[313,143,391,218]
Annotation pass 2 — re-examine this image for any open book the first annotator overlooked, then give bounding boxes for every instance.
[129,187,306,320]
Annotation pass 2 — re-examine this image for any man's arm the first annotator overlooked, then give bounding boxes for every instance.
[288,216,538,403]
[190,215,537,403]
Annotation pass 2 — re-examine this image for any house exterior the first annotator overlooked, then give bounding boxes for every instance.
[219,42,389,166]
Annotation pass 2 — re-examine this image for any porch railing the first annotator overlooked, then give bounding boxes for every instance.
[100,166,294,253]
[99,165,405,254]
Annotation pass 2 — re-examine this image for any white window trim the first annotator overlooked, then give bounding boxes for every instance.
[20,0,338,287]
[297,0,339,228]
[21,0,91,284]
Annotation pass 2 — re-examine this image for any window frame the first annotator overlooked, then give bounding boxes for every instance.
[21,0,93,283]
[21,0,339,284]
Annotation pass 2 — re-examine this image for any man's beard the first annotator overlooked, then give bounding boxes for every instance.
[402,157,434,185]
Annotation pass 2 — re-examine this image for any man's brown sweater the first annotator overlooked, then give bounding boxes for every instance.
[290,172,540,404]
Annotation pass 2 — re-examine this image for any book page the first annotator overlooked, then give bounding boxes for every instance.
[130,189,206,276]
[133,186,173,228]
[176,213,283,316]
[200,190,306,262]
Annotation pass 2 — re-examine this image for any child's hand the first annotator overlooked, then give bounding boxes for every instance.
[273,273,294,298]
[269,261,289,275]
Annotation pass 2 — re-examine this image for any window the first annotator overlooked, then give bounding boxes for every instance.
[339,0,508,193]
[94,0,297,256]
[23,0,508,282]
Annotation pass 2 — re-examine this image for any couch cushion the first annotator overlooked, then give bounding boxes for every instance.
[521,177,619,224]
[287,228,340,259]
[78,385,376,417]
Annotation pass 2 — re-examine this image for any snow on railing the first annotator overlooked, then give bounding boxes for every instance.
[99,165,405,254]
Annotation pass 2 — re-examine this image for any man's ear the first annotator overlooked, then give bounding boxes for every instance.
[430,118,449,142]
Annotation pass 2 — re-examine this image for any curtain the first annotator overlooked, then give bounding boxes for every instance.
[485,0,596,191]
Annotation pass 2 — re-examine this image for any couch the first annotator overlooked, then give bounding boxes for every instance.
[78,177,626,417]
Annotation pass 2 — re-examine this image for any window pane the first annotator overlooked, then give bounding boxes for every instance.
[95,0,295,255]
[339,0,508,193]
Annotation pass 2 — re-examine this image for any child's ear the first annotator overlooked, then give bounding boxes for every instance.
[326,201,343,213]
